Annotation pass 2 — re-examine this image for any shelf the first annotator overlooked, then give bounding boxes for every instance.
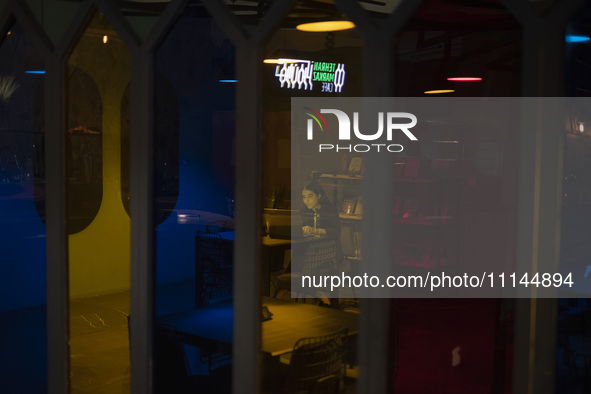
[394,216,454,226]
[394,177,437,183]
[340,213,362,220]
[316,173,363,180]
[343,256,361,261]
[315,167,460,269]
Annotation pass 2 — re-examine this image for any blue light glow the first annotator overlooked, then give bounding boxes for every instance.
[566,35,591,43]
[219,79,238,83]
[25,70,46,74]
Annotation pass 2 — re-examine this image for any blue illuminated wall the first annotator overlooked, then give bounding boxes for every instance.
[154,15,235,288]
[0,183,47,313]
[0,20,47,313]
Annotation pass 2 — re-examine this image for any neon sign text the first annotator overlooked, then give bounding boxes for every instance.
[274,58,346,93]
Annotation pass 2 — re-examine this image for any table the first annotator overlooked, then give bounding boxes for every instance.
[157,297,358,357]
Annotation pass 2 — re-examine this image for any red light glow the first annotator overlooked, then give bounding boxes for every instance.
[447,77,482,82]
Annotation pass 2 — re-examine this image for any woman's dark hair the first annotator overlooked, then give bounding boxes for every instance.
[302,180,333,206]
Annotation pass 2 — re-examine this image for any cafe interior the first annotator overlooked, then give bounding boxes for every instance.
[2,0,591,393]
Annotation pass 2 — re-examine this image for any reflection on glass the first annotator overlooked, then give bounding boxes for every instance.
[120,78,180,223]
[220,0,273,28]
[394,0,521,97]
[66,65,102,233]
[559,3,591,390]
[153,3,235,393]
[117,1,168,42]
[153,77,179,225]
[263,1,361,392]
[66,11,131,393]
[0,20,47,394]
[389,1,520,392]
[121,85,129,217]
[358,0,403,17]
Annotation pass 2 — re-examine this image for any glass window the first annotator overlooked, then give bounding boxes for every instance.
[0,19,48,394]
[152,3,235,393]
[390,0,521,392]
[263,1,362,392]
[558,3,591,391]
[66,10,132,393]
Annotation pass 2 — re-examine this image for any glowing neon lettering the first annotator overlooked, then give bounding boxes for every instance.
[274,58,346,93]
[334,64,345,92]
[275,59,313,90]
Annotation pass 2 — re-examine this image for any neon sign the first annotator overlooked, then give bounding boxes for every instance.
[274,58,346,93]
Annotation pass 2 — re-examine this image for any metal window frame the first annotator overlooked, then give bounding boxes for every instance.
[46,1,140,393]
[332,1,427,392]
[500,1,586,393]
[201,1,296,392]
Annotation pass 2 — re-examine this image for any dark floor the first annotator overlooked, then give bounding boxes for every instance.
[0,304,48,393]
[0,281,356,394]
[2,283,590,394]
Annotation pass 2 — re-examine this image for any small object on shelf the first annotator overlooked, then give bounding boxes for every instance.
[347,157,363,176]
[393,158,406,178]
[354,230,362,259]
[401,197,419,219]
[403,157,421,178]
[341,195,358,215]
[261,305,273,322]
[341,153,351,173]
[354,196,363,216]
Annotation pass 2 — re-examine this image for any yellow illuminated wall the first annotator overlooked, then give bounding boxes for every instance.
[67,20,130,299]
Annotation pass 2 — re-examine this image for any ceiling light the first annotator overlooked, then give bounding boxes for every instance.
[447,77,482,81]
[296,21,355,32]
[424,89,454,94]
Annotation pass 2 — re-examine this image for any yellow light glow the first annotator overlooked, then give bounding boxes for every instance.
[263,58,300,64]
[580,122,585,132]
[103,35,108,44]
[296,21,355,32]
[424,89,455,94]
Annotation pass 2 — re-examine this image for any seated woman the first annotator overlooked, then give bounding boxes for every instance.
[275,181,341,306]
[301,180,341,240]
